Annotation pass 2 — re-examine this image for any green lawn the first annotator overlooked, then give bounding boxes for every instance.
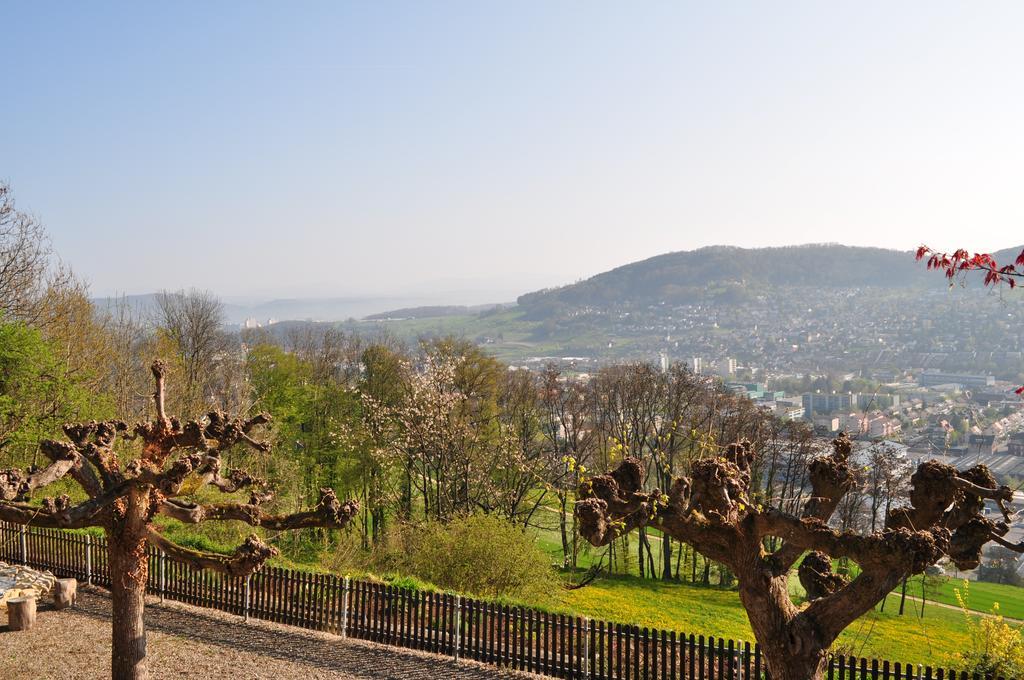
[345,308,681,364]
[903,574,1024,620]
[548,574,977,664]
[527,519,1019,665]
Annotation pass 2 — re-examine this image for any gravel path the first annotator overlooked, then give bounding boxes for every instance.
[0,587,530,680]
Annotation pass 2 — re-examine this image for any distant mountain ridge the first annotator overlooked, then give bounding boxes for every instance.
[365,304,508,320]
[516,243,1024,315]
[90,294,483,326]
[94,243,1024,326]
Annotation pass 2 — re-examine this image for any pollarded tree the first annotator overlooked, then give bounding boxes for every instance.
[575,434,1021,680]
[0,361,359,680]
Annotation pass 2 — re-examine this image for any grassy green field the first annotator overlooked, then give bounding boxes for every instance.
[350,310,553,363]
[527,513,995,663]
[348,308,658,364]
[549,574,975,664]
[904,574,1024,620]
[529,508,1023,665]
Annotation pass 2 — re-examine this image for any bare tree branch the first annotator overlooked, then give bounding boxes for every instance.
[0,491,114,528]
[151,360,168,424]
[768,434,856,574]
[0,455,78,501]
[39,439,104,498]
[145,528,277,577]
[157,488,359,530]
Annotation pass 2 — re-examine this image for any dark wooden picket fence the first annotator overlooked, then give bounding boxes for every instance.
[0,521,1012,680]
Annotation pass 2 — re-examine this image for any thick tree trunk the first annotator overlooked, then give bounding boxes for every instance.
[108,494,150,680]
[760,647,828,680]
[110,566,147,680]
[749,613,830,680]
[737,556,830,680]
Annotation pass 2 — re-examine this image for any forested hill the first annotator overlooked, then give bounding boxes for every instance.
[365,303,507,320]
[517,243,1024,315]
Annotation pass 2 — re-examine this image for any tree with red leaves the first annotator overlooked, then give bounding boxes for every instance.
[917,245,1024,289]
[917,245,1024,393]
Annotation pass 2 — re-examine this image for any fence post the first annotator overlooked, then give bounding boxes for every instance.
[159,550,166,603]
[453,595,462,661]
[19,525,27,565]
[582,617,590,680]
[84,534,92,586]
[340,576,350,639]
[244,574,251,622]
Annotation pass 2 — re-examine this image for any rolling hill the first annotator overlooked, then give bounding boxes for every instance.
[517,243,1024,317]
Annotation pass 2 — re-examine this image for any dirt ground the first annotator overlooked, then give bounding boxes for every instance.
[0,586,528,680]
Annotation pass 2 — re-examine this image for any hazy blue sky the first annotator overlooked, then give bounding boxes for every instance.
[3,2,1023,299]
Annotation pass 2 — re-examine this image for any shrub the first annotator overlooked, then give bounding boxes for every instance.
[948,580,1024,676]
[378,514,557,601]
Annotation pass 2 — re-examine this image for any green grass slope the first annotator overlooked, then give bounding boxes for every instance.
[904,575,1024,620]
[553,575,974,664]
